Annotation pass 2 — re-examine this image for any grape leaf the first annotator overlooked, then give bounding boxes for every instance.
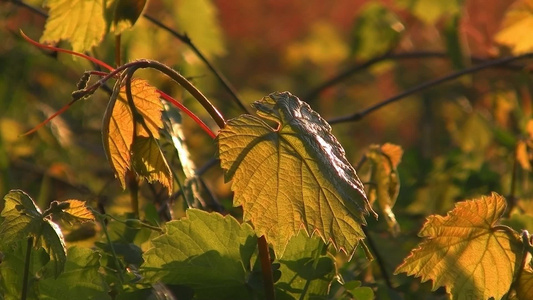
[131,136,172,190]
[39,247,111,300]
[495,0,533,55]
[217,91,375,257]
[395,193,523,300]
[517,264,533,300]
[141,209,258,299]
[0,190,67,277]
[275,232,336,300]
[103,78,166,189]
[366,143,402,235]
[56,199,95,225]
[41,0,106,53]
[111,0,148,35]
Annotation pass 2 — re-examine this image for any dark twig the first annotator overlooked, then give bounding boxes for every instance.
[362,227,394,289]
[304,51,527,101]
[328,53,533,125]
[142,14,249,114]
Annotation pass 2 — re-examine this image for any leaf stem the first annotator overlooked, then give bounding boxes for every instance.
[361,227,394,290]
[258,235,276,300]
[99,215,124,284]
[21,237,33,300]
[328,53,533,125]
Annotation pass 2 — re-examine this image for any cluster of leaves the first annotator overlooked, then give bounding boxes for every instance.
[2,0,533,300]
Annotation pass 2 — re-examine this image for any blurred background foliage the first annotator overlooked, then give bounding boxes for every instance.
[1,0,533,298]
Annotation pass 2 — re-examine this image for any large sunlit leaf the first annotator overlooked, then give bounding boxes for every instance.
[41,0,106,53]
[39,247,111,300]
[217,91,375,257]
[275,232,336,300]
[141,209,258,299]
[495,0,533,55]
[0,190,67,277]
[395,193,523,300]
[366,143,402,235]
[103,78,166,189]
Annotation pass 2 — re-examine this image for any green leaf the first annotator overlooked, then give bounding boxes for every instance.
[350,2,403,59]
[102,78,167,189]
[395,193,523,300]
[164,0,226,57]
[397,0,460,24]
[40,0,106,53]
[275,232,336,300]
[111,0,148,35]
[495,0,533,55]
[344,281,374,300]
[131,136,173,190]
[366,143,402,236]
[0,190,67,277]
[218,91,375,257]
[39,247,111,300]
[141,209,258,299]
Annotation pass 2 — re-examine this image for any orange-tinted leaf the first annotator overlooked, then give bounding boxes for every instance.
[131,137,173,191]
[395,193,523,300]
[58,200,95,224]
[517,140,532,171]
[103,78,164,188]
[495,0,533,54]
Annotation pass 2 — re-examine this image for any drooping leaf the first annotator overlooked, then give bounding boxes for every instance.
[275,232,336,300]
[103,78,165,189]
[131,136,172,190]
[141,209,258,299]
[39,247,111,300]
[41,0,106,53]
[217,91,375,257]
[55,199,95,225]
[395,193,523,300]
[366,143,403,235]
[111,0,148,35]
[0,190,67,277]
[495,0,533,55]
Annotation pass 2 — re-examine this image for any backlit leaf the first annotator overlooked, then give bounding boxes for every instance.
[217,91,375,257]
[276,232,336,299]
[57,199,95,225]
[366,143,402,235]
[395,193,523,300]
[39,247,111,300]
[111,0,148,35]
[0,190,66,277]
[103,78,164,189]
[141,209,258,299]
[41,0,106,53]
[495,0,533,55]
[131,136,172,190]
[517,264,533,300]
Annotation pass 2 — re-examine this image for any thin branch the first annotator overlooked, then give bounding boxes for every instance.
[142,14,250,114]
[328,53,533,125]
[304,51,527,101]
[362,227,394,289]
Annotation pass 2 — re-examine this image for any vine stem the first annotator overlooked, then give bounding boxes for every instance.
[21,237,33,300]
[328,53,533,125]
[258,235,276,300]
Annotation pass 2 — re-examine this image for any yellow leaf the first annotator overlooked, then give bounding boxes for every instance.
[395,193,523,300]
[366,144,402,235]
[131,137,173,191]
[41,0,106,53]
[218,92,374,257]
[495,0,533,55]
[103,78,164,188]
[517,264,533,300]
[60,199,95,224]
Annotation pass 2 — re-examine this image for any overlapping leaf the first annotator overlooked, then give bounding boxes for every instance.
[366,143,402,235]
[103,78,170,190]
[0,190,66,277]
[141,209,258,299]
[41,0,106,53]
[495,0,533,55]
[57,199,95,225]
[110,0,148,35]
[218,91,375,257]
[395,193,523,300]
